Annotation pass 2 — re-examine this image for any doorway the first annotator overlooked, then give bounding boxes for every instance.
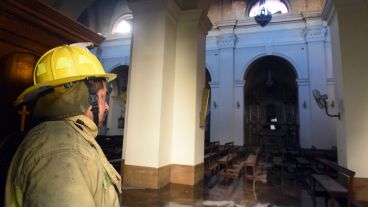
[244,56,298,150]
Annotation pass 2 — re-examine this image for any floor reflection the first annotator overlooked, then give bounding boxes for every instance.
[121,174,329,207]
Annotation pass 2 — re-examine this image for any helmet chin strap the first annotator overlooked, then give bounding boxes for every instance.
[86,79,99,126]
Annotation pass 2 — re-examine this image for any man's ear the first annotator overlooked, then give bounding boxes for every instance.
[84,105,93,120]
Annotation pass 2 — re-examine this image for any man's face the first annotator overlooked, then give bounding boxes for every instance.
[96,81,108,127]
[84,81,109,128]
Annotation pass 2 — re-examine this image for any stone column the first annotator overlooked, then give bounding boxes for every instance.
[217,33,236,144]
[124,0,180,188]
[297,78,312,148]
[233,80,245,145]
[171,9,212,185]
[305,27,333,149]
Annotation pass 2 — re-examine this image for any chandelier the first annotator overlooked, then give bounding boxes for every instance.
[255,0,272,27]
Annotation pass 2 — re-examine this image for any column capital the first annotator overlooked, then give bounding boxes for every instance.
[304,27,327,42]
[296,78,310,86]
[179,9,212,36]
[217,33,236,49]
[234,80,245,87]
[209,81,219,88]
[327,78,335,85]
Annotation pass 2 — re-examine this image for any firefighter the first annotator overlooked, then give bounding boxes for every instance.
[5,44,121,207]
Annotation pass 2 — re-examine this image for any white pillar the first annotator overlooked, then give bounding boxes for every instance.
[233,80,245,146]
[297,79,312,148]
[322,0,368,201]
[217,33,235,144]
[325,0,368,178]
[124,0,180,188]
[171,9,212,185]
[305,27,333,149]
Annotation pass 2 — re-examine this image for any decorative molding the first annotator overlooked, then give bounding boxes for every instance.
[214,19,237,29]
[217,34,236,49]
[234,80,245,87]
[166,0,180,24]
[209,81,219,88]
[305,27,327,42]
[322,0,335,24]
[327,78,335,85]
[177,9,212,37]
[199,14,213,37]
[296,78,310,86]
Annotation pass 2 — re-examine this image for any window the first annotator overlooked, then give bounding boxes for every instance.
[249,0,288,17]
[112,14,133,34]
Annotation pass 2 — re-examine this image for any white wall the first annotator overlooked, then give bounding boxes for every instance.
[206,14,337,149]
[98,13,338,151]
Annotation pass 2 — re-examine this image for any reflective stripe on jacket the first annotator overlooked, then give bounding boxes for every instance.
[5,115,121,207]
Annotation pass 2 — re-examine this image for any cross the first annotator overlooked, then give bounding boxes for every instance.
[18,105,30,132]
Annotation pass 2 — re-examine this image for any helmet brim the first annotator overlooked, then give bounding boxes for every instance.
[15,73,117,105]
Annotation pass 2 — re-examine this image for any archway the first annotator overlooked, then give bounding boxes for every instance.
[205,68,212,146]
[98,65,129,171]
[104,65,129,134]
[244,56,298,151]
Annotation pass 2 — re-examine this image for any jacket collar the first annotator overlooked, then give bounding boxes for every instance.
[65,115,122,193]
[66,115,98,138]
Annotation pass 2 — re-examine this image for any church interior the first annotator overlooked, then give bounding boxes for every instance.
[1,0,368,206]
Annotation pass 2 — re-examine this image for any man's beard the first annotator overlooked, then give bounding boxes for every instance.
[98,109,108,128]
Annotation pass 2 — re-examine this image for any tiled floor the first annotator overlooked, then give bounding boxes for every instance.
[121,173,328,207]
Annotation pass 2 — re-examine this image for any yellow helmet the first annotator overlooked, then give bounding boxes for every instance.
[15,45,116,105]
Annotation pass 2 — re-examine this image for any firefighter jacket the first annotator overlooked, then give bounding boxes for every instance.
[5,115,122,207]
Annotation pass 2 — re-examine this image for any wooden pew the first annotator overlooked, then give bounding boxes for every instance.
[243,145,267,200]
[311,159,355,207]
[244,146,262,181]
[205,141,219,154]
[218,147,245,178]
[217,146,238,172]
[204,142,221,177]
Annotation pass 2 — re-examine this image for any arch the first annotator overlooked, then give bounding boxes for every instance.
[242,53,299,81]
[205,65,214,84]
[112,13,133,34]
[107,60,130,73]
[245,0,290,17]
[110,65,129,95]
[243,55,299,148]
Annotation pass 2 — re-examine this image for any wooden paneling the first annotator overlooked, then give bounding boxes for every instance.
[0,0,104,56]
[0,0,104,138]
[123,163,204,188]
[123,164,171,189]
[171,163,204,185]
[354,177,368,202]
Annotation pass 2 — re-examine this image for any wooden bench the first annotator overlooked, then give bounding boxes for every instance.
[311,160,355,207]
[205,141,219,154]
[225,161,245,178]
[243,146,266,200]
[204,160,220,177]
[218,147,244,175]
[244,146,262,181]
[217,147,238,172]
[204,144,221,177]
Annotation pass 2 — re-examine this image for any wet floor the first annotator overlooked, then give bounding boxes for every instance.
[121,174,329,207]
